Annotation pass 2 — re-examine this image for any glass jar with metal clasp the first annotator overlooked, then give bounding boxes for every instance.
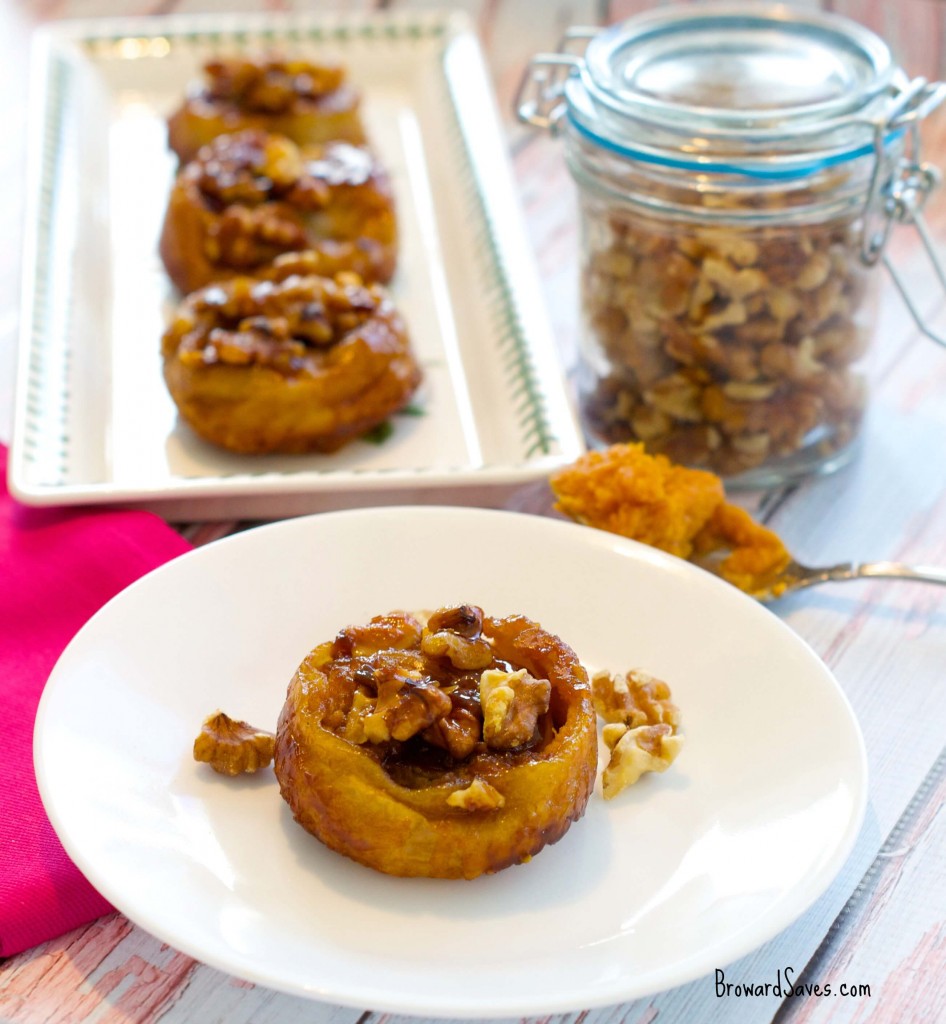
[516,3,946,487]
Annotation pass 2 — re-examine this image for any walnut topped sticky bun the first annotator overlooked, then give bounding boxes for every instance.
[273,606,599,878]
[159,129,397,294]
[167,55,367,164]
[161,267,421,453]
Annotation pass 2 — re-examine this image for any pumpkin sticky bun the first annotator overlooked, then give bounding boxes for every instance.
[167,55,367,164]
[159,129,397,294]
[161,267,421,454]
[273,606,599,879]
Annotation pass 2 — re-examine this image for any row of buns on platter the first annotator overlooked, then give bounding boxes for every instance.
[159,54,421,455]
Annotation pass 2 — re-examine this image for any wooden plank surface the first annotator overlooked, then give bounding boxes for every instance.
[2,1,945,1022]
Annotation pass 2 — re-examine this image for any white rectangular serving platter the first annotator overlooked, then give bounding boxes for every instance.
[9,10,583,521]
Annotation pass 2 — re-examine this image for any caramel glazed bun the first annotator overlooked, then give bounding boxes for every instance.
[159,129,397,296]
[274,606,599,879]
[161,262,421,454]
[167,55,367,165]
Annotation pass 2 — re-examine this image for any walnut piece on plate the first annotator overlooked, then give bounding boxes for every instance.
[601,722,684,799]
[193,710,275,776]
[592,667,680,728]
[591,668,684,799]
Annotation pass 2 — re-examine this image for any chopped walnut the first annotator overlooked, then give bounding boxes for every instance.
[591,668,681,730]
[590,666,685,799]
[203,56,348,113]
[600,723,685,799]
[426,604,484,638]
[193,711,275,776]
[171,271,392,376]
[480,668,551,750]
[361,674,452,743]
[702,256,767,302]
[421,630,494,670]
[196,132,324,209]
[702,300,749,333]
[207,204,310,269]
[645,373,704,422]
[332,613,423,659]
[422,705,482,761]
[342,690,375,744]
[445,777,505,812]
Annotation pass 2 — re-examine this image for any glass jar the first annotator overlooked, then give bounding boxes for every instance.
[517,3,946,486]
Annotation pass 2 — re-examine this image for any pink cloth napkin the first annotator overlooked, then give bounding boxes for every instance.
[0,445,192,957]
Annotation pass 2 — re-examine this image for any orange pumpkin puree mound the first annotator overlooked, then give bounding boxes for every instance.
[550,443,791,593]
[692,502,792,593]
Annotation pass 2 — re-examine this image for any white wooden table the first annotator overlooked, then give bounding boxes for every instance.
[1,2,944,1022]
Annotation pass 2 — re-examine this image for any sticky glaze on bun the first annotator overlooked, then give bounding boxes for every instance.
[159,129,397,294]
[161,267,421,454]
[168,55,367,164]
[273,606,599,879]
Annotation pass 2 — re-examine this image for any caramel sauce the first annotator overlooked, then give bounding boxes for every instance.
[332,648,555,786]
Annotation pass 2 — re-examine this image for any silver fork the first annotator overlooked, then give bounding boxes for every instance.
[739,559,946,602]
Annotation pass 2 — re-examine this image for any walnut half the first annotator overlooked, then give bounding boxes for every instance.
[445,777,506,812]
[592,668,681,729]
[592,668,684,799]
[480,667,551,750]
[600,723,684,799]
[194,710,275,776]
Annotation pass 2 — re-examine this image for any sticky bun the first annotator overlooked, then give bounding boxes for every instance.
[161,267,421,454]
[167,55,367,164]
[273,606,599,879]
[159,129,397,295]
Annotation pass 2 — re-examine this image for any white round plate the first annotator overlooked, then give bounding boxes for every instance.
[35,507,867,1018]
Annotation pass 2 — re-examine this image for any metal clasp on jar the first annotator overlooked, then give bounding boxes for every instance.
[859,77,946,347]
[514,28,595,132]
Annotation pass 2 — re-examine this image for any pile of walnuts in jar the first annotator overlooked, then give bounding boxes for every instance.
[579,195,873,479]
